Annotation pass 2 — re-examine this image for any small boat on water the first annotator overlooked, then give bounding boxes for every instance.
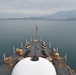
[0,25,76,75]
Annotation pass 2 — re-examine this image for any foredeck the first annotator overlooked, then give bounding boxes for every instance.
[0,41,76,75]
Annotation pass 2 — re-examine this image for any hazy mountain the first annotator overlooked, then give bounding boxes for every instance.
[29,10,76,20]
[0,10,76,20]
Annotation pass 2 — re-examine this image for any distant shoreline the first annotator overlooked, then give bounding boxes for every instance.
[0,18,76,21]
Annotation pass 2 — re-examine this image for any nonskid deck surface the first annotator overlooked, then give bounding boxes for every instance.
[0,41,76,75]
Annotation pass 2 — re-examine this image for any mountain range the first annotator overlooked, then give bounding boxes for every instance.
[0,10,76,20]
[28,10,76,20]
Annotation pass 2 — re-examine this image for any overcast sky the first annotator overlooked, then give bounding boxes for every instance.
[0,0,76,18]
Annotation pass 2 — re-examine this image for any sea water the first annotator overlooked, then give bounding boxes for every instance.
[0,20,76,71]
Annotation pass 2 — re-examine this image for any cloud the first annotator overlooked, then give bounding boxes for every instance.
[0,8,54,16]
[0,0,76,18]
[1,0,76,10]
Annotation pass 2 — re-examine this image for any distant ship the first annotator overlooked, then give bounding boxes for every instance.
[0,25,76,75]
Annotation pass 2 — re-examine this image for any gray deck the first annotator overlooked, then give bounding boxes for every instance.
[0,41,76,75]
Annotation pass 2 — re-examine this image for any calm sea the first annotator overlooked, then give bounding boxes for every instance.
[0,20,76,71]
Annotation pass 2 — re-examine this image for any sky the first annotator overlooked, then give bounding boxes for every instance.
[0,0,76,18]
